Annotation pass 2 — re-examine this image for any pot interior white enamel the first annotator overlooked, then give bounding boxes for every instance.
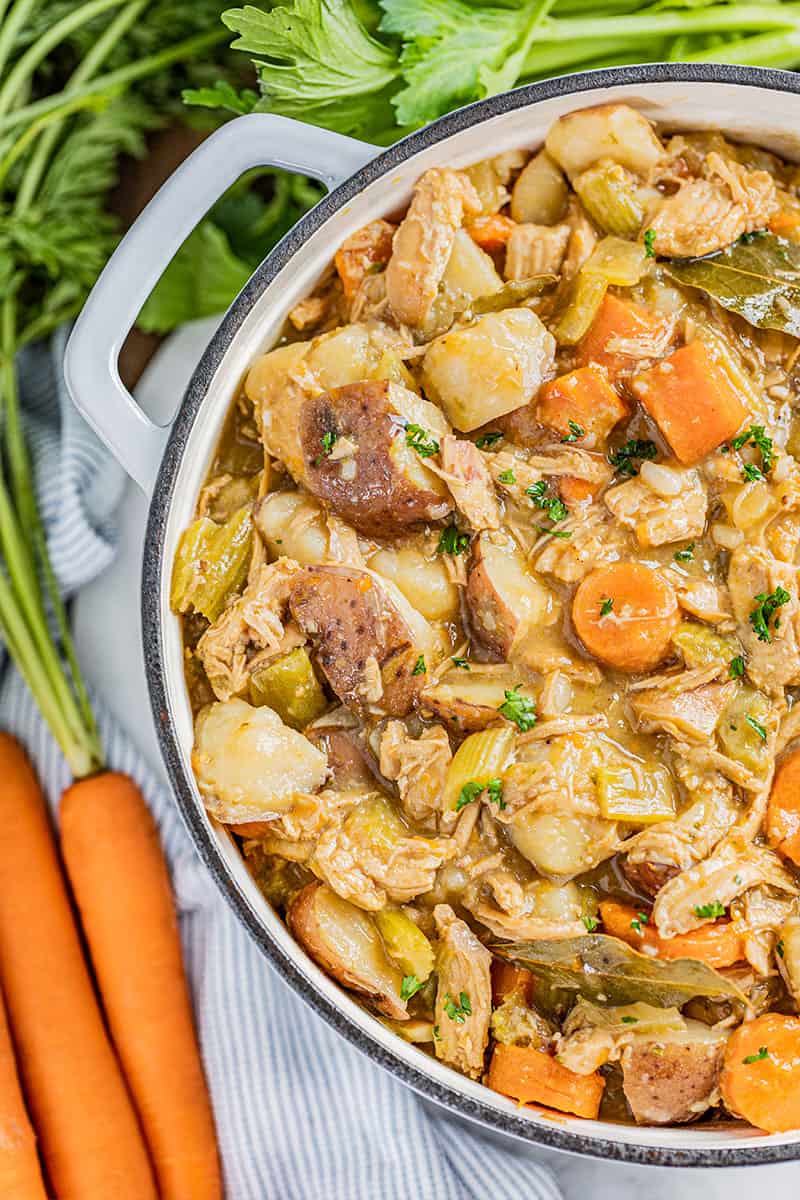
[146,68,800,1165]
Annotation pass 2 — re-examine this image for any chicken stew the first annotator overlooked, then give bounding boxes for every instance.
[175,104,800,1132]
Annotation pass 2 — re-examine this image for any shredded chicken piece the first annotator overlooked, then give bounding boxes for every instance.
[526,448,614,485]
[727,545,800,696]
[652,834,798,938]
[438,435,501,530]
[257,789,357,861]
[662,571,733,627]
[731,885,796,975]
[335,219,395,302]
[502,733,607,820]
[504,223,570,281]
[625,759,739,871]
[463,869,585,940]
[648,151,778,257]
[630,679,736,743]
[561,197,597,282]
[385,168,481,328]
[433,904,492,1079]
[535,504,629,583]
[289,295,329,332]
[378,721,452,829]
[605,468,707,548]
[196,558,304,701]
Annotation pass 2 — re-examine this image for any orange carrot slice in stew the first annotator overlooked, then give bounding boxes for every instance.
[467,214,517,252]
[0,984,47,1199]
[721,1014,800,1133]
[491,961,534,1006]
[572,561,680,673]
[599,900,744,969]
[488,1044,605,1119]
[767,749,800,867]
[537,366,628,447]
[577,294,667,377]
[630,340,747,465]
[559,476,599,506]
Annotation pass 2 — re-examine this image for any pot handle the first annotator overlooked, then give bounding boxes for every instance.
[63,114,378,494]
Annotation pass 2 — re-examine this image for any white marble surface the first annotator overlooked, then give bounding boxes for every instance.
[72,324,799,1199]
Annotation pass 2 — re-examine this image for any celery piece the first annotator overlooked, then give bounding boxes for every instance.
[440,724,515,813]
[170,504,252,621]
[596,759,676,825]
[672,623,738,670]
[375,909,435,981]
[574,160,645,237]
[582,236,648,286]
[718,686,771,774]
[553,272,608,346]
[249,646,328,730]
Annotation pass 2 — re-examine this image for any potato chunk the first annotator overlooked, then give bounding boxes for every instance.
[421,308,556,432]
[466,532,554,660]
[545,103,663,180]
[192,698,328,822]
[299,379,451,537]
[288,882,407,1020]
[621,1024,727,1125]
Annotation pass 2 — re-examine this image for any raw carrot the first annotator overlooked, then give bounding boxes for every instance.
[467,214,517,252]
[488,1043,605,1119]
[0,984,47,1200]
[577,293,667,377]
[537,365,628,447]
[766,749,800,868]
[572,561,680,673]
[60,772,222,1200]
[0,734,157,1200]
[720,1013,800,1133]
[599,900,744,969]
[491,961,534,1006]
[631,340,747,465]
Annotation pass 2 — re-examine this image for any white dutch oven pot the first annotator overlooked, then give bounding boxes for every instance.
[65,64,800,1166]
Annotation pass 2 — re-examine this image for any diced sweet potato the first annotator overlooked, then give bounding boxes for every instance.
[577,293,667,377]
[537,366,627,448]
[631,341,747,465]
[467,214,517,252]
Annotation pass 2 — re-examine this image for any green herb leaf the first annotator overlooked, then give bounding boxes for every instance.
[729,655,745,679]
[743,1046,769,1064]
[666,234,800,338]
[693,900,726,919]
[138,220,252,335]
[749,587,790,643]
[745,713,768,741]
[620,1015,638,1024]
[643,228,656,258]
[400,974,424,1000]
[182,79,258,115]
[456,780,484,813]
[405,422,440,458]
[451,657,470,670]
[600,597,614,617]
[498,468,516,485]
[674,543,695,563]
[630,911,649,934]
[412,654,426,676]
[582,915,598,933]
[498,686,536,732]
[732,424,775,474]
[777,938,785,959]
[437,525,471,555]
[443,990,472,1023]
[608,439,658,477]
[561,420,585,444]
[486,778,505,809]
[475,431,503,449]
[313,429,338,466]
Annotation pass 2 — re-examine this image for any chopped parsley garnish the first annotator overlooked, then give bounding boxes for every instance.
[405,422,439,459]
[630,911,649,934]
[437,525,471,555]
[400,975,424,1001]
[443,991,472,1024]
[561,420,585,444]
[582,915,598,933]
[600,597,614,617]
[732,424,775,474]
[412,655,426,676]
[498,468,516,485]
[749,587,790,643]
[777,938,785,959]
[742,462,763,483]
[486,778,505,810]
[729,655,745,679]
[643,229,657,258]
[313,429,338,465]
[693,900,726,919]
[451,657,470,670]
[745,713,768,741]
[455,781,484,813]
[535,524,572,538]
[738,230,768,245]
[674,543,695,563]
[620,1015,638,1024]
[608,439,657,477]
[743,1046,769,1064]
[476,431,503,449]
[433,1024,441,1041]
[498,686,537,732]
[526,479,570,533]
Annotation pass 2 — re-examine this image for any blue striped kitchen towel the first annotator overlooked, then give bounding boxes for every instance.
[0,329,563,1200]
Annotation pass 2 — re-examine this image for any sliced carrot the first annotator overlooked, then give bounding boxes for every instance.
[334,218,395,300]
[631,340,747,465]
[492,961,534,1006]
[0,735,157,1200]
[721,1013,800,1133]
[599,900,744,969]
[0,984,46,1199]
[61,773,222,1200]
[559,476,599,506]
[767,749,800,867]
[769,209,800,238]
[537,366,628,447]
[488,1044,605,1119]
[572,561,680,673]
[230,819,272,838]
[577,294,667,377]
[466,214,517,252]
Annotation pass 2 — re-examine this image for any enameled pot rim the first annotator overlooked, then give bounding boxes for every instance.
[143,62,800,1167]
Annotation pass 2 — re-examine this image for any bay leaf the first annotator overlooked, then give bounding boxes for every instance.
[665,234,800,338]
[495,934,747,1008]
